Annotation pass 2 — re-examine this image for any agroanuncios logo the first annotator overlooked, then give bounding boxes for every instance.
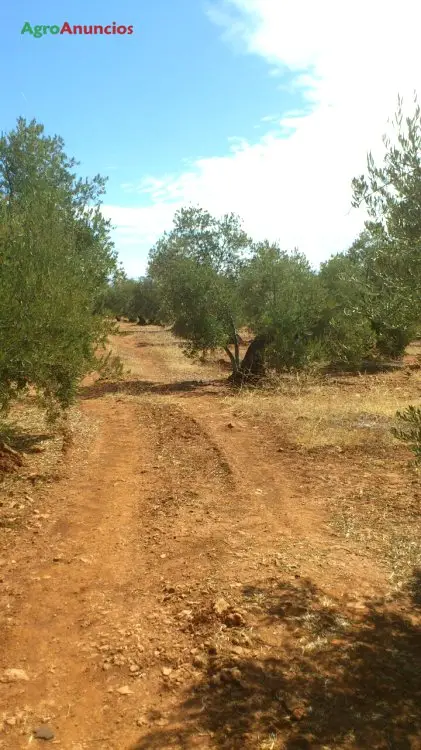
[21,21,134,38]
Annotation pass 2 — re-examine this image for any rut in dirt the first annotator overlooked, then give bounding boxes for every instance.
[0,390,268,749]
[1,324,420,750]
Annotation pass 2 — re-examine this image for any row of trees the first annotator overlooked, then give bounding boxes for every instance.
[103,275,162,325]
[0,118,117,416]
[105,100,421,381]
[1,98,420,419]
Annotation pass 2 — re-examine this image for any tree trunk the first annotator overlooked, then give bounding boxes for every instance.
[227,314,241,371]
[228,334,268,384]
[224,346,239,376]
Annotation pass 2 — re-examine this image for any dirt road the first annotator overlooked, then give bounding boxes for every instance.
[1,325,420,750]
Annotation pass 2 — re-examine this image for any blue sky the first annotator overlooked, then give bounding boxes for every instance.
[2,0,420,276]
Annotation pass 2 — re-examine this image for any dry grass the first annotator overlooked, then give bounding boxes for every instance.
[2,326,421,593]
[109,325,421,588]
[0,396,97,536]
[110,323,223,383]
[328,483,421,588]
[228,368,421,450]
[221,363,421,588]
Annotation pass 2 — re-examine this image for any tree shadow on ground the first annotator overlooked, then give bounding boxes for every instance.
[0,423,53,453]
[130,573,421,750]
[136,341,181,348]
[407,567,421,609]
[79,378,229,401]
[323,360,420,376]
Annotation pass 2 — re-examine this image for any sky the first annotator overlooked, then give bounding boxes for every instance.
[2,0,421,277]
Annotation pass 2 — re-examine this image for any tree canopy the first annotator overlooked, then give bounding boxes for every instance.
[0,118,116,414]
[2,97,420,405]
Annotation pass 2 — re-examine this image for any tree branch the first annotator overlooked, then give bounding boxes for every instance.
[224,346,238,375]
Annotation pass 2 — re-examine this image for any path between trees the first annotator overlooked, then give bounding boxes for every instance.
[0,325,418,750]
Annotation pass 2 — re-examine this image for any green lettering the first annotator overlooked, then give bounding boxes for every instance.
[50,25,60,34]
[33,25,44,38]
[21,22,34,35]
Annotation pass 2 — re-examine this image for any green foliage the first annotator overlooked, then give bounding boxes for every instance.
[0,118,116,413]
[391,405,421,465]
[240,242,327,369]
[318,252,378,365]
[103,276,139,319]
[321,311,377,366]
[350,96,421,356]
[168,258,235,356]
[148,206,250,362]
[103,275,163,324]
[97,351,124,381]
[149,205,250,277]
[130,277,163,324]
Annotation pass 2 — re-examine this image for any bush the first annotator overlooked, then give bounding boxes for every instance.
[391,405,421,465]
[0,118,116,414]
[323,311,377,367]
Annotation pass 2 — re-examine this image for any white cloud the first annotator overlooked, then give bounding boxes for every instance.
[105,0,421,276]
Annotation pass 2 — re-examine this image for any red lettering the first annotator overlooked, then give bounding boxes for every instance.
[127,26,134,34]
[94,25,104,34]
[60,21,72,34]
[104,25,112,34]
[117,25,127,34]
[73,25,82,34]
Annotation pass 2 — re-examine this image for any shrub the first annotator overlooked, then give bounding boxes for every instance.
[391,405,421,465]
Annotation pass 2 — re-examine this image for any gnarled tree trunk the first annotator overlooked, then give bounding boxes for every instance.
[228,334,269,385]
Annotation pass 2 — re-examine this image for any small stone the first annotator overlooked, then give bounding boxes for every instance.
[33,725,55,740]
[6,717,17,726]
[192,655,207,669]
[136,717,148,726]
[116,685,133,695]
[213,598,230,616]
[162,667,172,677]
[291,706,306,721]
[231,645,244,656]
[2,668,29,682]
[225,611,245,627]
[347,601,367,611]
[129,665,139,673]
